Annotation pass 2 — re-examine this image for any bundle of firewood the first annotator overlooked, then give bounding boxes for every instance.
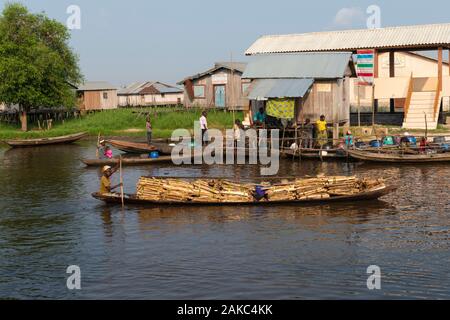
[136,177,254,203]
[264,176,384,201]
[136,176,385,203]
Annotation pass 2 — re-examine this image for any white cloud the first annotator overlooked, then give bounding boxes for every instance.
[333,7,365,27]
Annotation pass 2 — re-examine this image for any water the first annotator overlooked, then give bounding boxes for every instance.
[0,141,450,299]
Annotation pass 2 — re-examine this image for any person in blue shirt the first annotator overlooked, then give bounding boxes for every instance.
[344,130,354,148]
[253,107,266,128]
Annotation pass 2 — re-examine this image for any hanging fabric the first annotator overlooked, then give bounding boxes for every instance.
[266,98,295,119]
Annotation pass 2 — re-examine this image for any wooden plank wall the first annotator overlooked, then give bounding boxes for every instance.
[184,70,248,110]
[298,80,350,124]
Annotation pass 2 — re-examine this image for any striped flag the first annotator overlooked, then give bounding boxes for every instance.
[357,49,374,86]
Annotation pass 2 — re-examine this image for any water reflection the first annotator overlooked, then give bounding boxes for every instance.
[1,144,450,299]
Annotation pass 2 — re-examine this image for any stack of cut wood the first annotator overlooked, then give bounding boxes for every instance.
[264,176,384,201]
[135,176,385,203]
[136,177,254,203]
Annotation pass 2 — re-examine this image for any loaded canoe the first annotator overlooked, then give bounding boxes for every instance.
[348,149,450,163]
[5,132,88,148]
[92,185,395,207]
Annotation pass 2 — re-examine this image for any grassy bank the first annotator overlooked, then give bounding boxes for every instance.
[0,108,244,140]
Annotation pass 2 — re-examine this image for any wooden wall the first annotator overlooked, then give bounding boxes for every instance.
[79,90,118,110]
[298,79,350,124]
[183,69,249,110]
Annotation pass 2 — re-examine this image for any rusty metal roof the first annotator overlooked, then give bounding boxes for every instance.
[246,23,450,55]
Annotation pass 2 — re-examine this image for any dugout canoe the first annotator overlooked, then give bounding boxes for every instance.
[348,149,450,163]
[5,132,87,148]
[283,148,348,160]
[81,155,193,167]
[92,184,394,207]
[107,140,160,154]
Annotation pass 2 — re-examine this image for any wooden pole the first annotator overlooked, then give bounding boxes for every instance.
[357,84,361,127]
[96,132,100,159]
[120,155,124,209]
[372,83,376,129]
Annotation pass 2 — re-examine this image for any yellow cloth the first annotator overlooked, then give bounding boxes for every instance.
[99,176,111,194]
[316,120,327,132]
[266,98,295,119]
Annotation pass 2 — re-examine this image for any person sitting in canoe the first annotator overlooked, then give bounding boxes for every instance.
[344,130,354,148]
[99,165,122,195]
[104,146,113,159]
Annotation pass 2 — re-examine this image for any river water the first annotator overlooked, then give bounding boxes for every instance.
[0,141,449,299]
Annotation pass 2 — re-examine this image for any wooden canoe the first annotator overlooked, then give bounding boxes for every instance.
[107,140,159,154]
[282,148,348,160]
[81,155,193,167]
[5,132,88,148]
[348,149,450,163]
[92,185,395,207]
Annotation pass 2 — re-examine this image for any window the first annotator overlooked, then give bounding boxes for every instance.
[103,92,108,99]
[194,85,205,98]
[161,93,165,98]
[242,82,251,94]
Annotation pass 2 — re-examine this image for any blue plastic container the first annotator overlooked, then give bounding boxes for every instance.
[149,151,160,159]
[441,144,450,151]
[407,136,417,145]
[370,140,382,148]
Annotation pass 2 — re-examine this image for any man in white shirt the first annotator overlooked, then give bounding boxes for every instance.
[200,111,208,145]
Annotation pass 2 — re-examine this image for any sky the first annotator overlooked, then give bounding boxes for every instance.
[2,0,450,87]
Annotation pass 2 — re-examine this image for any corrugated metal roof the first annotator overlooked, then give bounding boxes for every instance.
[246,23,450,55]
[178,62,247,84]
[118,82,147,95]
[215,62,247,73]
[118,81,182,95]
[242,52,353,79]
[248,78,314,100]
[77,81,117,91]
[152,82,183,94]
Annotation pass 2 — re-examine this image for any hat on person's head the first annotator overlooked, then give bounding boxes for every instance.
[102,165,111,173]
[100,140,106,144]
[403,132,410,136]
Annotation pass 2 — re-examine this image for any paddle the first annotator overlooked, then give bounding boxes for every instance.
[96,132,100,159]
[120,155,124,209]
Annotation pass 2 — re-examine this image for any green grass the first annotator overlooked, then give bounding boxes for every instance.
[0,108,243,140]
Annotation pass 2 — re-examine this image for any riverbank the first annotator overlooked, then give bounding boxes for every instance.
[0,108,244,140]
[1,108,449,142]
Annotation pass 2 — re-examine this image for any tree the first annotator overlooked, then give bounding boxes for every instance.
[0,3,83,131]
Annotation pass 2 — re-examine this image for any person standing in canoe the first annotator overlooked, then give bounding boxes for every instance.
[97,140,108,159]
[146,116,153,145]
[99,165,122,195]
[200,111,208,146]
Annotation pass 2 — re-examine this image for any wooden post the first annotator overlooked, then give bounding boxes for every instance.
[389,51,396,113]
[372,84,376,128]
[357,84,361,127]
[438,47,443,91]
[119,156,124,209]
